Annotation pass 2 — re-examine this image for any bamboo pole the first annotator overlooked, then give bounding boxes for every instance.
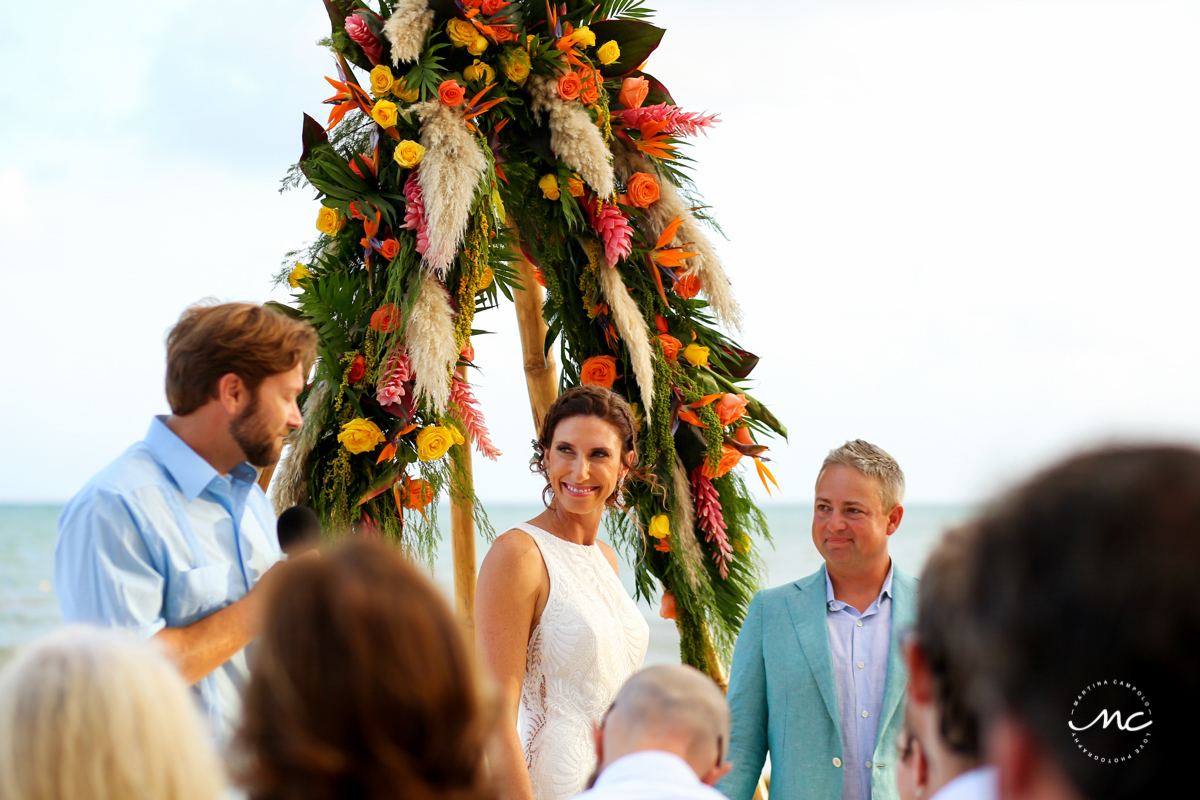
[508,220,560,430]
[450,365,478,653]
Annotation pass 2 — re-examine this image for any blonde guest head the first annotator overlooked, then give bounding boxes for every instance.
[0,626,224,800]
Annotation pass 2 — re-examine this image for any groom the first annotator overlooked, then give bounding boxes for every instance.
[719,440,918,800]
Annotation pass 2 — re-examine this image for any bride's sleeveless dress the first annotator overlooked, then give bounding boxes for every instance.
[512,522,649,800]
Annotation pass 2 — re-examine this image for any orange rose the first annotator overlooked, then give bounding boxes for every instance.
[734,425,754,445]
[659,591,677,620]
[481,0,507,13]
[370,303,402,332]
[557,71,582,102]
[626,172,660,209]
[654,537,670,553]
[379,238,400,260]
[580,355,620,389]
[617,76,649,109]
[702,444,743,479]
[673,271,700,299]
[347,354,366,383]
[715,393,750,426]
[461,340,475,362]
[438,79,466,106]
[657,334,682,362]
[578,65,600,104]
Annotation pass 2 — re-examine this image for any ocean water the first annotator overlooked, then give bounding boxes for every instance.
[0,503,973,666]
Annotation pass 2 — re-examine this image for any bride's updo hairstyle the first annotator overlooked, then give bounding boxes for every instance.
[531,386,650,509]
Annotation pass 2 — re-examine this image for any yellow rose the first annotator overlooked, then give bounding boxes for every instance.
[288,262,311,288]
[499,47,531,86]
[538,174,560,201]
[683,344,710,367]
[463,59,496,85]
[416,425,456,461]
[597,40,620,65]
[648,514,670,539]
[447,19,478,48]
[316,207,346,235]
[566,173,585,197]
[337,418,386,454]
[369,64,395,96]
[468,35,488,55]
[392,77,419,103]
[479,266,494,290]
[570,26,596,48]
[448,425,465,446]
[393,139,426,168]
[371,99,398,128]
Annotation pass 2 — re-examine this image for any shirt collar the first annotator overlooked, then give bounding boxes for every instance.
[594,751,701,789]
[144,416,243,502]
[824,561,895,612]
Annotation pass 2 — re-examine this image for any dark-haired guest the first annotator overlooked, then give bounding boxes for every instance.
[56,301,317,740]
[963,446,1200,800]
[276,505,321,557]
[476,386,649,800]
[902,526,994,800]
[235,539,492,800]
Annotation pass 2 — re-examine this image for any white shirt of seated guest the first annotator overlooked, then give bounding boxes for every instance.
[928,767,998,800]
[572,751,729,800]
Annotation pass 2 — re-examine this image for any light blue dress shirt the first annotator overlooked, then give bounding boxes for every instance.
[825,563,894,800]
[55,416,281,742]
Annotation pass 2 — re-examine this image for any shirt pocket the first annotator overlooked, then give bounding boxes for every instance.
[166,563,233,627]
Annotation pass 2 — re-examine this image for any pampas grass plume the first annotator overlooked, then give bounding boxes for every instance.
[269,380,330,514]
[384,0,434,64]
[593,242,654,414]
[405,273,458,414]
[528,75,615,198]
[414,100,487,273]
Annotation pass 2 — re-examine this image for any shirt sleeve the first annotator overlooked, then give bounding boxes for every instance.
[718,591,769,800]
[55,489,167,639]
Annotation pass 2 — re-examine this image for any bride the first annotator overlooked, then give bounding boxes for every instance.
[476,386,650,800]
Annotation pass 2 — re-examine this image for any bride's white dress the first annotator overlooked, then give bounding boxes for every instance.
[512,522,649,800]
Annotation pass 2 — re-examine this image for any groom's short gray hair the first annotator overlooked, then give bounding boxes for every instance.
[818,440,905,510]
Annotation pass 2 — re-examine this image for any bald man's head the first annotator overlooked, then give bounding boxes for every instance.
[597,665,732,784]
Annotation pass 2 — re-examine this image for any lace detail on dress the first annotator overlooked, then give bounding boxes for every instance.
[514,523,649,800]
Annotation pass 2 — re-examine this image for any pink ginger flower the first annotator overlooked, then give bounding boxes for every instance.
[586,198,633,266]
[376,349,411,407]
[692,466,733,579]
[450,378,502,461]
[401,171,430,256]
[612,103,719,137]
[344,13,384,65]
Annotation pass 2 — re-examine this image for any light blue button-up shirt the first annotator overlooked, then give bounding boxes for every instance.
[826,563,894,800]
[55,416,281,742]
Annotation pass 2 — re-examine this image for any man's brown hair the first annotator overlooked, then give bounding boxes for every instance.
[165,302,317,415]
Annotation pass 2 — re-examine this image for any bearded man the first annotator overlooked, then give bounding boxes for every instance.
[56,302,316,741]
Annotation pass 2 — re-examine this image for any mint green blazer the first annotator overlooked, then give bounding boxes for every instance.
[718,565,919,800]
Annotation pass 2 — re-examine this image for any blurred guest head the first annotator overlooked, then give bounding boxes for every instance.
[896,717,927,800]
[965,445,1200,800]
[592,664,732,787]
[276,504,321,557]
[903,525,994,800]
[236,539,491,800]
[0,626,223,800]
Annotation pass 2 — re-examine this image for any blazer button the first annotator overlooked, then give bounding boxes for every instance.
[832,757,842,768]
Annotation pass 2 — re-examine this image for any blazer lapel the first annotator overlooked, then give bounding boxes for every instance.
[786,566,841,735]
[876,569,917,746]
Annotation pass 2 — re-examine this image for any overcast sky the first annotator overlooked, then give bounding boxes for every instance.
[2,0,1197,507]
